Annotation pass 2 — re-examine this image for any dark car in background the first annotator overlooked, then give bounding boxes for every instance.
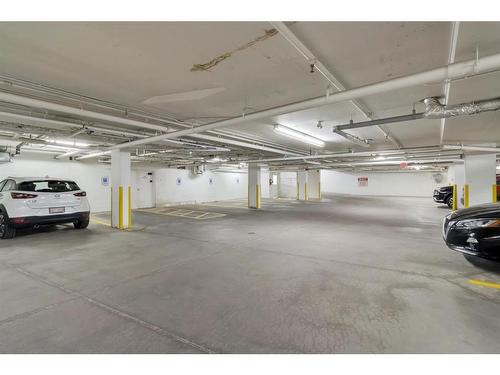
[433,185,453,208]
[442,203,500,262]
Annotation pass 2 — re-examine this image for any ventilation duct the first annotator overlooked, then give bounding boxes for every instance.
[423,97,500,119]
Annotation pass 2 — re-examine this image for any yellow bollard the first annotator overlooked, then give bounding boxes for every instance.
[304,182,308,201]
[110,187,113,227]
[128,186,132,228]
[493,184,498,203]
[118,186,124,229]
[463,184,469,208]
[452,184,457,211]
[256,184,261,209]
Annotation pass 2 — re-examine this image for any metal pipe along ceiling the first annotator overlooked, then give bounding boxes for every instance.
[1,52,500,155]
[443,145,500,153]
[91,51,500,151]
[0,110,293,155]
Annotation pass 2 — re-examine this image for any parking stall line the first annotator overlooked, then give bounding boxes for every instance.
[468,279,500,290]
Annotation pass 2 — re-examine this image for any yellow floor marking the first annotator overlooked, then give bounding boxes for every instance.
[91,218,111,227]
[200,203,249,210]
[468,279,500,290]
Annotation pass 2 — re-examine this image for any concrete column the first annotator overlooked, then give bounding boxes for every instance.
[464,153,496,206]
[248,164,261,209]
[297,170,308,201]
[111,150,131,229]
[307,169,321,200]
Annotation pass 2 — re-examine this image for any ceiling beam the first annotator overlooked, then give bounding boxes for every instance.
[2,52,500,156]
[270,21,403,149]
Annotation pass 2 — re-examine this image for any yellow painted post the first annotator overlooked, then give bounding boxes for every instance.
[304,183,308,201]
[118,186,124,229]
[464,184,469,208]
[128,186,132,228]
[256,184,261,209]
[452,184,457,211]
[493,184,498,203]
[110,187,113,227]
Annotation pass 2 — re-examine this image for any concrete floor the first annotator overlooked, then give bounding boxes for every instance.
[1,194,499,353]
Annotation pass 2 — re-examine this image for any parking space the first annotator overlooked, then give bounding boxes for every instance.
[1,194,499,353]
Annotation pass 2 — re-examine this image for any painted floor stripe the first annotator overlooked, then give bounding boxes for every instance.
[468,279,500,290]
[91,218,111,227]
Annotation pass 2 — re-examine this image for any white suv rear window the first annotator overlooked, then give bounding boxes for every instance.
[17,180,81,193]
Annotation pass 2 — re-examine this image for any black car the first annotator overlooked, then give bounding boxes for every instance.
[442,203,500,262]
[433,185,453,208]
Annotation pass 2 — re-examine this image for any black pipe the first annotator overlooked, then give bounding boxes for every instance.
[335,112,425,131]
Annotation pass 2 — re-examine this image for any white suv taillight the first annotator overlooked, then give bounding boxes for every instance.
[11,192,38,199]
[74,191,87,197]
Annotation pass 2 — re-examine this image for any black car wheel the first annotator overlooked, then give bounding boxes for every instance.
[0,211,16,239]
[74,216,89,229]
[446,195,453,208]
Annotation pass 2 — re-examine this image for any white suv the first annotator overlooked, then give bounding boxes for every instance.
[0,177,91,239]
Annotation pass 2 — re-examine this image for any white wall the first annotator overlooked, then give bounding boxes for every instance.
[321,170,447,197]
[278,171,297,198]
[0,152,112,212]
[1,153,249,211]
[261,169,270,199]
[154,168,248,206]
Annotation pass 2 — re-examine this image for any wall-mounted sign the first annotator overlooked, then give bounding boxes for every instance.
[358,177,368,187]
[101,176,109,186]
[176,177,182,186]
[400,162,408,169]
[236,177,240,184]
[209,177,214,185]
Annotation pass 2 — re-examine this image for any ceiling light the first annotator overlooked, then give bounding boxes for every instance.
[207,156,228,163]
[273,125,325,148]
[49,139,89,148]
[374,156,386,160]
[76,151,111,160]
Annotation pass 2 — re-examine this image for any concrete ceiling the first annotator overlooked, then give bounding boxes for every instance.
[0,21,499,154]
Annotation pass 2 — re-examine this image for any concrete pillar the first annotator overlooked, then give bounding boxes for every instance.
[297,170,308,201]
[464,153,496,206]
[111,150,132,229]
[307,169,321,200]
[248,164,261,209]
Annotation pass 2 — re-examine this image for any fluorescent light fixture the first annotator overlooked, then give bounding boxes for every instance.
[373,156,386,160]
[48,139,89,148]
[207,156,228,163]
[76,150,111,160]
[273,125,325,148]
[42,145,80,151]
